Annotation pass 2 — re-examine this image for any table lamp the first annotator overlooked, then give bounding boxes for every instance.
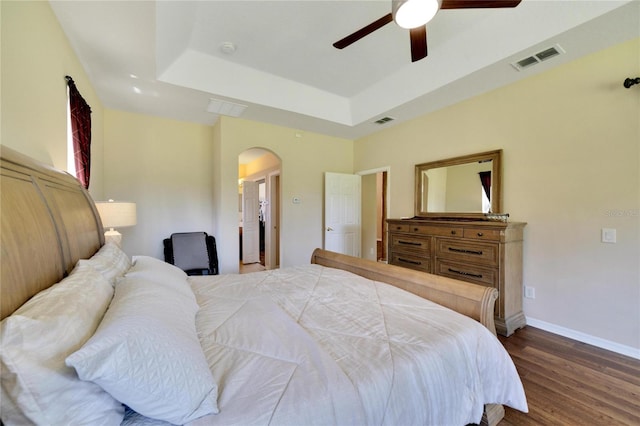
[95,199,137,247]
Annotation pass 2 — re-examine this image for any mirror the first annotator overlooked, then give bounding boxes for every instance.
[415,150,502,218]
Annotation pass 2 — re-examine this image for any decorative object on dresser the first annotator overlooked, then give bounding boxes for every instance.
[387,218,525,336]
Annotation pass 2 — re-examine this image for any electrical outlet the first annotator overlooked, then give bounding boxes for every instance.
[525,286,536,299]
[601,228,616,243]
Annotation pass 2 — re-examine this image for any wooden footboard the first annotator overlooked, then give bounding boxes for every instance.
[310,248,503,426]
[310,248,498,335]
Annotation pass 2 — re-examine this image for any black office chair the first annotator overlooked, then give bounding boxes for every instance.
[163,232,219,275]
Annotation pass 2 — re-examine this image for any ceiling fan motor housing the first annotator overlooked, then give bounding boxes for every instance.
[392,0,443,29]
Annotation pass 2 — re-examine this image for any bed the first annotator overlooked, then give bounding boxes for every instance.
[0,145,527,425]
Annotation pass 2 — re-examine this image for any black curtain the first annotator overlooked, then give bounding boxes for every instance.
[479,171,491,201]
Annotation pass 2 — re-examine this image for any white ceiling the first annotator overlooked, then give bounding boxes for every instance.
[50,0,639,140]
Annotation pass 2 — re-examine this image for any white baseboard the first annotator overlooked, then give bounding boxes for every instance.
[525,317,640,360]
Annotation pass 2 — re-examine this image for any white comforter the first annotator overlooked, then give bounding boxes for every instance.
[125,264,527,425]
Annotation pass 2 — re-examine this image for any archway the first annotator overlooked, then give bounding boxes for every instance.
[238,148,281,272]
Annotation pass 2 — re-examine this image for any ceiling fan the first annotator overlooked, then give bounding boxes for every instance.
[333,0,522,62]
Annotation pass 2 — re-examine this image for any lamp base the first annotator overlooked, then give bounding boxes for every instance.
[104,229,122,248]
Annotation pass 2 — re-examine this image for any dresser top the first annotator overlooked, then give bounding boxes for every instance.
[387,217,526,229]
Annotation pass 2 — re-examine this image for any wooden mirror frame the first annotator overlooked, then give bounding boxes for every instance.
[414,149,502,219]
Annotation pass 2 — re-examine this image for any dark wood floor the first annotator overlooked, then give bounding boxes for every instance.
[498,326,640,425]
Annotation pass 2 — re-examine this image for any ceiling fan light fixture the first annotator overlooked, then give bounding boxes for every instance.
[393,0,441,29]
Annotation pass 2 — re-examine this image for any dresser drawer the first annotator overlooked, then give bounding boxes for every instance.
[388,223,463,237]
[435,260,497,288]
[389,252,430,273]
[389,223,412,233]
[390,234,430,254]
[421,226,463,238]
[463,228,502,241]
[436,239,499,266]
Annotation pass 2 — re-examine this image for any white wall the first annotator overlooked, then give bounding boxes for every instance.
[103,109,215,258]
[354,38,640,355]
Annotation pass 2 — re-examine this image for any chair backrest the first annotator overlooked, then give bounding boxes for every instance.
[163,232,219,275]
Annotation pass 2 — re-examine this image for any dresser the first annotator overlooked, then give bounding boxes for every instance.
[387,218,526,336]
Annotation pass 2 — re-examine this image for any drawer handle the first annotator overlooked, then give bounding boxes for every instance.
[398,240,422,246]
[396,226,403,230]
[448,268,483,279]
[477,232,484,237]
[413,227,419,232]
[450,230,457,235]
[398,257,422,266]
[448,247,483,256]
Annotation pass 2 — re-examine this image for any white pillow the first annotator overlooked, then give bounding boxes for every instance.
[66,276,219,424]
[128,255,189,292]
[78,242,131,285]
[0,263,124,426]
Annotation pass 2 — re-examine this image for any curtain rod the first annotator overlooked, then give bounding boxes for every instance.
[623,77,640,88]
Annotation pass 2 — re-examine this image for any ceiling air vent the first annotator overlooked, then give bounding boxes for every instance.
[511,44,565,71]
[374,116,395,125]
[206,98,247,117]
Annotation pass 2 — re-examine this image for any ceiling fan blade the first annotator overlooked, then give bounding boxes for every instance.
[441,0,521,9]
[409,26,427,62]
[333,13,393,49]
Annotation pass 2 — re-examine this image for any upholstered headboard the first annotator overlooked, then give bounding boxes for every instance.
[0,145,104,319]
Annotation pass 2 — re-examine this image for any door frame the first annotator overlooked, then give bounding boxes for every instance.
[265,170,280,269]
[238,148,282,271]
[357,166,390,261]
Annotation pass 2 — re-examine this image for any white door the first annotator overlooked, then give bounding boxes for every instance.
[324,172,361,256]
[242,180,260,264]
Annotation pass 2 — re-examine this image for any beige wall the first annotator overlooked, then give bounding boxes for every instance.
[355,38,640,353]
[1,0,105,200]
[214,117,353,272]
[103,109,215,258]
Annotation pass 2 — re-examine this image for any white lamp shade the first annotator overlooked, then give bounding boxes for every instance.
[393,0,441,29]
[96,201,137,229]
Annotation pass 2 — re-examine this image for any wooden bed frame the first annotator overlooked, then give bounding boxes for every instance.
[0,145,503,425]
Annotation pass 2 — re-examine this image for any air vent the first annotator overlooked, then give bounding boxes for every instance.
[206,98,247,117]
[511,44,565,71]
[374,116,395,125]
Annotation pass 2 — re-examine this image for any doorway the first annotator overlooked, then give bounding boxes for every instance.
[238,148,281,273]
[359,168,389,262]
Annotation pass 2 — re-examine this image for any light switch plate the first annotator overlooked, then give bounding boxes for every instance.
[601,228,616,243]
